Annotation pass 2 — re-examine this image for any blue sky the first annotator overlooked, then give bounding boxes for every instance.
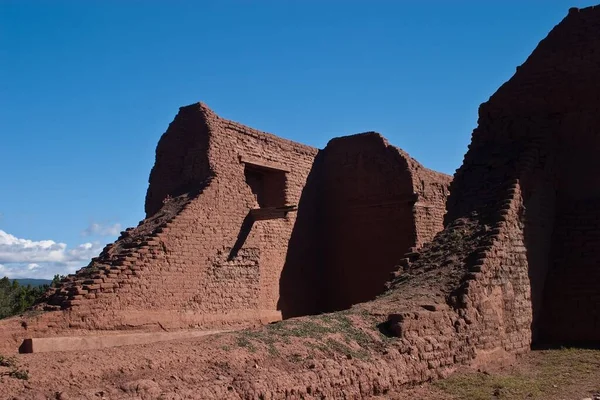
[1,0,597,279]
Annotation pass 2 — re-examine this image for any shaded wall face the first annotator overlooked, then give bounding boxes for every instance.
[321,135,417,312]
[145,106,212,217]
[445,7,600,345]
[277,152,325,318]
[540,121,600,343]
[454,115,600,345]
[542,199,600,342]
[521,161,556,344]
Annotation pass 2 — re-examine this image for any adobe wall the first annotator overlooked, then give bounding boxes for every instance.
[34,104,318,331]
[26,103,450,335]
[144,105,213,217]
[4,5,595,396]
[409,159,451,248]
[387,6,600,370]
[183,106,318,321]
[319,133,450,312]
[471,7,600,345]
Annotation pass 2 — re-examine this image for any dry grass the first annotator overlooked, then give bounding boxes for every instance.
[434,348,600,400]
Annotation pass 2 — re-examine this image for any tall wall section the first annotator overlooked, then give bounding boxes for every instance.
[458,6,600,345]
[384,6,600,373]
[181,105,318,322]
[278,133,450,318]
[37,112,451,331]
[319,133,450,312]
[39,103,318,330]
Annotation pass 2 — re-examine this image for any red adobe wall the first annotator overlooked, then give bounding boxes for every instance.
[34,104,317,330]
[6,5,591,394]
[387,6,600,368]
[319,133,450,312]
[144,105,213,218]
[182,105,318,322]
[5,8,599,394]
[25,103,449,336]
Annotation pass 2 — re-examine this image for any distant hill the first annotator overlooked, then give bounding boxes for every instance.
[11,279,52,287]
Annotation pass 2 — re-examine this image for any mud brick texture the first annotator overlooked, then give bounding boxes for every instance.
[386,6,600,374]
[33,104,450,332]
[279,133,450,317]
[1,7,598,397]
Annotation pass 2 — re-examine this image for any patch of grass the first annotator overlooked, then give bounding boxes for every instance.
[234,313,376,361]
[7,369,29,380]
[329,314,372,348]
[236,329,280,355]
[325,338,369,360]
[266,319,334,339]
[435,348,600,400]
[0,353,29,381]
[0,355,17,368]
[235,335,257,353]
[435,372,543,400]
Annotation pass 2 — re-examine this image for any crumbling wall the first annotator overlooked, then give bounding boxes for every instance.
[40,104,318,330]
[389,6,600,364]
[278,133,451,317]
[410,162,451,248]
[18,5,599,396]
[540,114,600,344]
[34,107,451,334]
[319,133,450,312]
[185,107,318,321]
[144,106,213,217]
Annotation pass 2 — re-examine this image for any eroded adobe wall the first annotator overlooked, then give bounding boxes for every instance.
[37,104,450,332]
[382,7,600,377]
[38,103,317,330]
[410,159,452,247]
[183,106,318,322]
[278,133,451,317]
[145,105,213,217]
[319,133,450,312]
[540,114,600,343]
[443,6,600,346]
[119,104,317,327]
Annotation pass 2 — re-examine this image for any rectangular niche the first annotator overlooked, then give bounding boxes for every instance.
[241,156,288,208]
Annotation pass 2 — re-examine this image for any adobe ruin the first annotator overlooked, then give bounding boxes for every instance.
[2,7,599,398]
[378,5,600,371]
[34,103,450,331]
[441,5,600,347]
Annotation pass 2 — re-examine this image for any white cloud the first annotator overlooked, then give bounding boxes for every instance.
[0,230,104,279]
[27,263,40,270]
[81,222,122,237]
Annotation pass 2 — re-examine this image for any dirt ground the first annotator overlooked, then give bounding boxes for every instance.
[1,325,599,400]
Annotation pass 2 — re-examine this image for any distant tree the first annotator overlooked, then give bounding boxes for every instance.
[0,276,48,319]
[50,274,65,287]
